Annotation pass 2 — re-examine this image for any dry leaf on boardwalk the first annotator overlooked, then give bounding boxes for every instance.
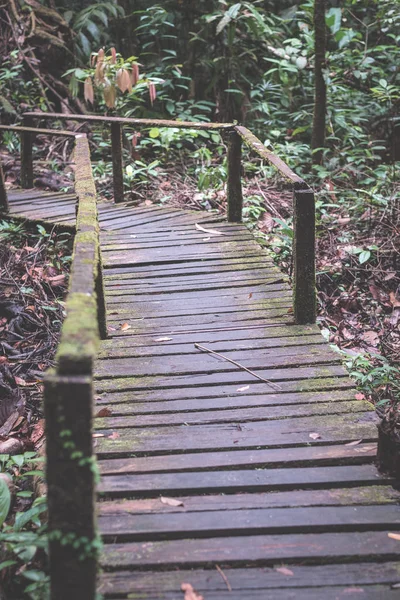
[345,439,362,446]
[237,385,249,392]
[96,408,113,417]
[160,496,184,507]
[309,432,321,440]
[154,337,173,342]
[388,533,400,541]
[275,567,294,576]
[108,431,120,440]
[120,322,131,331]
[195,223,225,236]
[181,583,204,600]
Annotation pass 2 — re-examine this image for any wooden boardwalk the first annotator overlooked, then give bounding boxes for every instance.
[7,189,400,599]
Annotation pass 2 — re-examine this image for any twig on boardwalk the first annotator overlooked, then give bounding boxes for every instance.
[194,343,282,391]
[216,565,232,592]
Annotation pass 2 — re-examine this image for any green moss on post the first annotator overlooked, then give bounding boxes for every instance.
[293,184,316,324]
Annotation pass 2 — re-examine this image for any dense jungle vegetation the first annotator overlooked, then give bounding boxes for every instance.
[0,2,399,597]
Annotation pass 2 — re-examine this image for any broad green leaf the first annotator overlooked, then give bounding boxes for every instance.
[0,477,11,527]
[359,250,371,264]
[326,7,342,34]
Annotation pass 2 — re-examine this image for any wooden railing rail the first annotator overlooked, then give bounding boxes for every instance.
[234,125,316,324]
[44,134,105,600]
[22,111,316,324]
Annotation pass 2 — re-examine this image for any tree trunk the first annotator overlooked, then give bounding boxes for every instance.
[311,0,326,165]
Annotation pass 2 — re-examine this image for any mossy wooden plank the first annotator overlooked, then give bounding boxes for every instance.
[98,562,400,596]
[97,443,377,475]
[94,417,376,457]
[95,346,341,378]
[95,388,356,413]
[100,531,400,568]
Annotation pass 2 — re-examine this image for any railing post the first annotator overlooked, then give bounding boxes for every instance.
[293,184,316,324]
[227,129,243,222]
[44,372,96,600]
[0,162,8,212]
[110,122,124,203]
[96,245,108,339]
[21,116,34,188]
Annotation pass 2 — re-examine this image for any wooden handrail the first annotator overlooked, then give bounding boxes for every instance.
[43,134,106,600]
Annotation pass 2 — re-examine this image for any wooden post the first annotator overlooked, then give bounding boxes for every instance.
[44,372,96,600]
[227,130,243,222]
[0,162,8,212]
[21,116,34,188]
[293,185,316,324]
[110,122,124,203]
[96,245,108,339]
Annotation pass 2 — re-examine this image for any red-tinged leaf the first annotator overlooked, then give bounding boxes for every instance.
[0,356,7,365]
[103,85,116,108]
[181,583,203,600]
[131,132,141,148]
[110,47,116,64]
[121,69,132,93]
[84,77,94,104]
[14,376,26,387]
[131,63,139,86]
[275,567,294,577]
[148,81,157,105]
[120,322,131,331]
[96,408,113,417]
[345,439,362,447]
[248,293,253,299]
[97,48,105,64]
[31,419,45,445]
[309,432,321,440]
[354,392,365,401]
[160,496,184,507]
[108,431,120,440]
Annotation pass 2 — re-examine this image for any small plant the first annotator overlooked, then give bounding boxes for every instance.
[0,219,26,242]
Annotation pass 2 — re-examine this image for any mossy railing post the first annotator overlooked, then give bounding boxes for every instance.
[44,134,101,600]
[293,184,316,324]
[110,122,124,203]
[227,130,243,222]
[44,372,96,600]
[0,161,8,212]
[21,116,34,188]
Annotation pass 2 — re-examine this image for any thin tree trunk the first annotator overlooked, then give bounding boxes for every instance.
[311,0,327,165]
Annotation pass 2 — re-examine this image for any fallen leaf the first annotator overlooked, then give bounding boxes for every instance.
[248,293,253,299]
[120,323,131,331]
[31,419,45,445]
[389,291,400,308]
[362,330,379,346]
[0,357,7,365]
[354,393,365,401]
[309,432,321,440]
[236,385,250,392]
[93,433,105,438]
[275,567,294,576]
[181,583,203,600]
[195,223,225,236]
[342,588,364,594]
[345,439,362,446]
[108,431,120,440]
[96,408,113,417]
[160,496,184,507]
[384,272,396,281]
[14,376,27,387]
[388,532,400,541]
[154,337,173,342]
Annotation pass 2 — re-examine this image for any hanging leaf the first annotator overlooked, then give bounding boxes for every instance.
[148,82,157,105]
[110,47,117,64]
[103,85,116,108]
[131,63,140,86]
[84,77,94,104]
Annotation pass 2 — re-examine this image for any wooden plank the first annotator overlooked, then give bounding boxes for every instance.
[94,401,372,429]
[99,505,400,541]
[97,464,386,497]
[97,485,398,516]
[100,531,400,568]
[95,389,357,413]
[97,443,377,475]
[95,346,341,379]
[98,562,400,596]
